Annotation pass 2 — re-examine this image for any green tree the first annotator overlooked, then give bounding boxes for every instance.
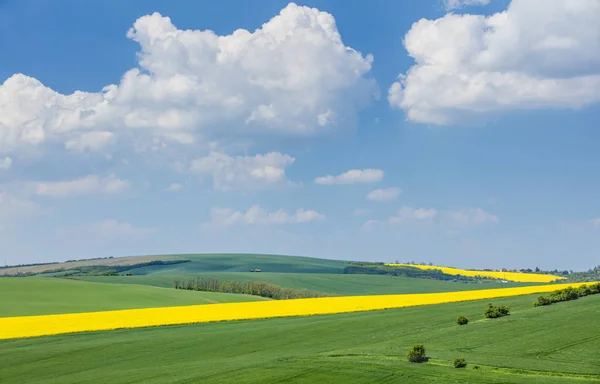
[456,315,469,325]
[407,344,426,363]
[453,357,467,368]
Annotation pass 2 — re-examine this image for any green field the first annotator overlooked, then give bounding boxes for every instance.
[1,293,598,383]
[75,272,532,295]
[119,253,350,274]
[0,278,266,317]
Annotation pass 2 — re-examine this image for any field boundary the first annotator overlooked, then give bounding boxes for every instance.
[0,282,595,341]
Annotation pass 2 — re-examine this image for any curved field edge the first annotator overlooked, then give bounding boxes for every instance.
[0,281,594,340]
[387,264,566,283]
[0,278,267,318]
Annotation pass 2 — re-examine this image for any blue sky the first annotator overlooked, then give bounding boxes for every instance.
[1,0,599,270]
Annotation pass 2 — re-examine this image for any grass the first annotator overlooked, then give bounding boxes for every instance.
[74,272,533,295]
[0,278,266,317]
[0,293,598,383]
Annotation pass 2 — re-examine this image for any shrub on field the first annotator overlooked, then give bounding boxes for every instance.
[484,304,510,319]
[456,315,469,325]
[534,284,600,307]
[453,357,467,368]
[533,296,552,307]
[407,344,426,363]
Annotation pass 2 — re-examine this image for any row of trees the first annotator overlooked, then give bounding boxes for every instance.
[172,277,331,300]
[534,283,600,307]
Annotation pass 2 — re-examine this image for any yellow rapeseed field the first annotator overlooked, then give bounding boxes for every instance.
[0,282,591,341]
[386,264,566,283]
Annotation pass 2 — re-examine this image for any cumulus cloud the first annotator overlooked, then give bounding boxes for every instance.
[64,131,115,152]
[165,183,183,192]
[31,174,130,197]
[444,0,490,10]
[0,3,376,159]
[0,191,37,230]
[367,187,402,202]
[190,152,295,191]
[205,205,326,226]
[389,0,600,124]
[0,157,11,170]
[315,169,384,185]
[389,206,438,224]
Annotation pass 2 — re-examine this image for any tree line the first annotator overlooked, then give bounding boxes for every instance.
[172,277,332,300]
[534,283,600,307]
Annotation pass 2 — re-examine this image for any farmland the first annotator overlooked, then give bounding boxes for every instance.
[74,272,533,295]
[0,278,266,317]
[0,291,598,383]
[387,264,566,283]
[1,253,598,383]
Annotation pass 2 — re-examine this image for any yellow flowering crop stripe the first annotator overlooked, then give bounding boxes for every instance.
[0,282,592,341]
[386,264,566,283]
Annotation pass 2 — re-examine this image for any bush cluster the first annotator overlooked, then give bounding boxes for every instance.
[533,283,600,307]
[484,303,510,319]
[453,357,467,368]
[406,344,426,363]
[173,277,331,300]
[456,315,469,325]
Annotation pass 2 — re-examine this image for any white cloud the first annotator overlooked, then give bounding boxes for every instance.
[442,207,499,228]
[205,205,326,226]
[315,169,384,185]
[0,157,11,170]
[190,151,295,191]
[389,206,438,224]
[0,3,376,158]
[367,187,402,202]
[165,183,183,192]
[0,191,38,230]
[362,219,378,230]
[389,0,600,124]
[65,131,115,152]
[32,174,130,197]
[444,0,490,10]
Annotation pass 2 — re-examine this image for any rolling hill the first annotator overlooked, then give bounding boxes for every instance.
[0,278,266,317]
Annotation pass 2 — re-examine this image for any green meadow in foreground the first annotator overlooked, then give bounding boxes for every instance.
[0,278,266,317]
[75,272,532,295]
[1,293,598,383]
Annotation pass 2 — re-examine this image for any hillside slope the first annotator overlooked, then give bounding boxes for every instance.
[0,278,266,317]
[1,293,598,383]
[75,272,532,295]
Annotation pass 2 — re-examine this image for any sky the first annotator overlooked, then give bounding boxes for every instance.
[1,0,599,270]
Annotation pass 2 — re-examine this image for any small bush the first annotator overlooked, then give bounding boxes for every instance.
[533,295,552,307]
[473,365,480,370]
[453,357,467,368]
[407,344,426,363]
[456,315,469,325]
[485,303,510,319]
